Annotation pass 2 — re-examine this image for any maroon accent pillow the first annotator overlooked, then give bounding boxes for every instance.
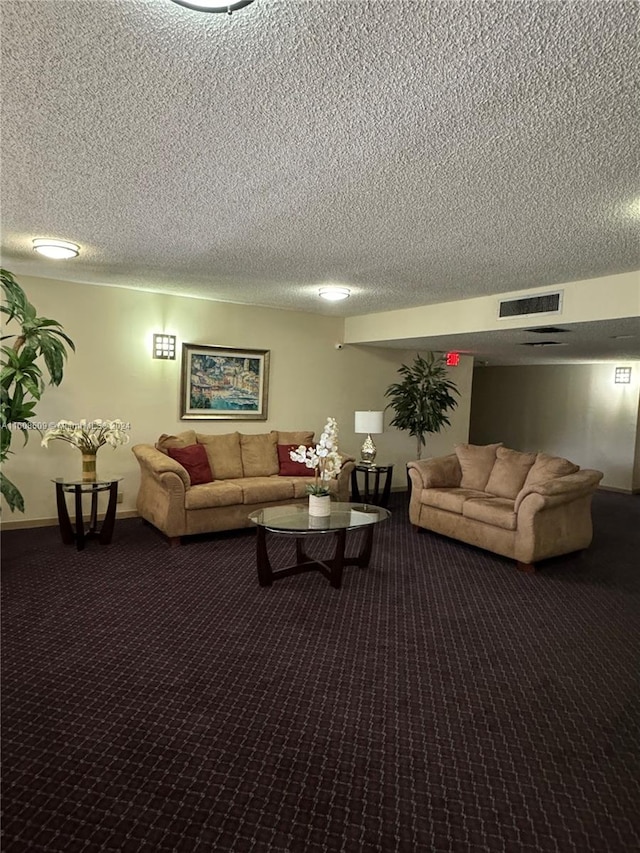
[277,444,312,476]
[168,444,214,485]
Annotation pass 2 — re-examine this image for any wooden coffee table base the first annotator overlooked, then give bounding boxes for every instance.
[256,524,375,590]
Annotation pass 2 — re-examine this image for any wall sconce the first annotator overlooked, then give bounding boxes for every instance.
[614,366,632,384]
[354,410,384,465]
[153,334,177,360]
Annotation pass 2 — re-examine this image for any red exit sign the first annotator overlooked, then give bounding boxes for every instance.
[446,352,460,366]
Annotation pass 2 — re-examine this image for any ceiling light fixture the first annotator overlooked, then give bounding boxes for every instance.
[319,286,351,302]
[170,0,255,13]
[32,239,79,260]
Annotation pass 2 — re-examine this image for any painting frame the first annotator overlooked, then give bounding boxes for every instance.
[180,343,270,421]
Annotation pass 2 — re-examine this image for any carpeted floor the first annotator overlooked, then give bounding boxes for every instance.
[2,491,639,852]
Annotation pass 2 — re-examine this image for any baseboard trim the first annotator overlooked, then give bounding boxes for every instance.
[598,485,639,495]
[1,510,139,531]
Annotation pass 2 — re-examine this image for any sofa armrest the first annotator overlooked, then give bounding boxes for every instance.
[335,456,356,501]
[514,469,603,513]
[407,454,462,489]
[132,444,191,491]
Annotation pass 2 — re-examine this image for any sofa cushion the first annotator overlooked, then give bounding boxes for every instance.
[277,444,313,476]
[272,430,315,446]
[286,476,317,498]
[196,432,243,480]
[421,487,487,514]
[185,481,244,510]
[156,430,197,454]
[455,443,502,491]
[240,432,279,477]
[167,444,213,486]
[462,497,517,531]
[485,447,537,499]
[523,452,580,488]
[227,476,295,504]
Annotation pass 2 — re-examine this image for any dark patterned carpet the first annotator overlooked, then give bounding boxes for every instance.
[2,490,640,853]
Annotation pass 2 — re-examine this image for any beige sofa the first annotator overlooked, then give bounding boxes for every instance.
[132,429,355,545]
[407,443,603,572]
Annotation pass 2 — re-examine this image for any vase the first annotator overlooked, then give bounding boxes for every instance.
[81,451,98,483]
[308,494,331,517]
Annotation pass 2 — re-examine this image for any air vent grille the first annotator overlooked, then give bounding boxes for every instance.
[519,341,566,347]
[499,292,562,318]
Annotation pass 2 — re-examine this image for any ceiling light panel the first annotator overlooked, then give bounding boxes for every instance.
[32,239,79,259]
[319,286,351,302]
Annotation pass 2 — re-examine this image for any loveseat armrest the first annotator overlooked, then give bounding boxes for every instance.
[514,469,603,513]
[132,444,191,491]
[407,454,462,490]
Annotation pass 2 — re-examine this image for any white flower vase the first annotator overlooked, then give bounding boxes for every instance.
[308,494,331,517]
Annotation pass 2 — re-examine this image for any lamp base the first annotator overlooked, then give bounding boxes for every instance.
[360,434,377,466]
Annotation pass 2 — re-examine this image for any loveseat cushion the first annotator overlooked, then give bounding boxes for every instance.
[196,432,243,480]
[523,452,579,488]
[240,433,279,477]
[156,430,197,454]
[167,444,213,486]
[485,447,537,499]
[455,443,502,491]
[462,497,517,531]
[272,430,315,446]
[421,487,487,514]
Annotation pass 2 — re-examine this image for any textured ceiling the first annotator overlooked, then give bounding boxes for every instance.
[1,0,639,362]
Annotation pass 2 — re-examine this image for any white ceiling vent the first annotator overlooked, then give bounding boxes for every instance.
[499,291,563,319]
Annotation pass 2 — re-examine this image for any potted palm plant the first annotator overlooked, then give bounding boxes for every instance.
[1,269,75,512]
[384,351,459,460]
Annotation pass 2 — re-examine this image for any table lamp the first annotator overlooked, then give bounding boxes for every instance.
[354,411,384,465]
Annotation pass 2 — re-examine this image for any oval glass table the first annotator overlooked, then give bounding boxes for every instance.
[248,502,391,590]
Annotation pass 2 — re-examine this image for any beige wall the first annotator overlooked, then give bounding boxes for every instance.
[345,271,640,344]
[469,363,640,491]
[2,276,473,525]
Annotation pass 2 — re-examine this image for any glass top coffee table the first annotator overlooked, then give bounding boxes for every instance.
[248,502,391,590]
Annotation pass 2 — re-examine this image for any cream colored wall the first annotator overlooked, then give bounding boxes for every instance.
[469,363,640,491]
[345,271,640,344]
[2,276,473,526]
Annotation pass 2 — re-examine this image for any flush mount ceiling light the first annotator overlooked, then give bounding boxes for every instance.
[170,0,255,12]
[32,238,79,260]
[319,286,351,302]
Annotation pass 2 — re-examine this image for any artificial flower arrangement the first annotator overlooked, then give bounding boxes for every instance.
[290,416,342,496]
[41,419,130,452]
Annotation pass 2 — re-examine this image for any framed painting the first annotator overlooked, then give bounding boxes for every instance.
[180,344,270,420]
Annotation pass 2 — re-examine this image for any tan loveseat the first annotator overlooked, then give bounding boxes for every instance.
[132,429,355,545]
[407,443,603,572]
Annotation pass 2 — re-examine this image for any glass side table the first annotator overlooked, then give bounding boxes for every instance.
[53,478,122,551]
[350,463,394,508]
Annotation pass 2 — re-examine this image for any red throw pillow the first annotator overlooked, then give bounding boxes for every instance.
[168,444,213,485]
[277,444,313,476]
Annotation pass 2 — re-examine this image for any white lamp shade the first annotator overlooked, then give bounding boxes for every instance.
[354,411,384,435]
